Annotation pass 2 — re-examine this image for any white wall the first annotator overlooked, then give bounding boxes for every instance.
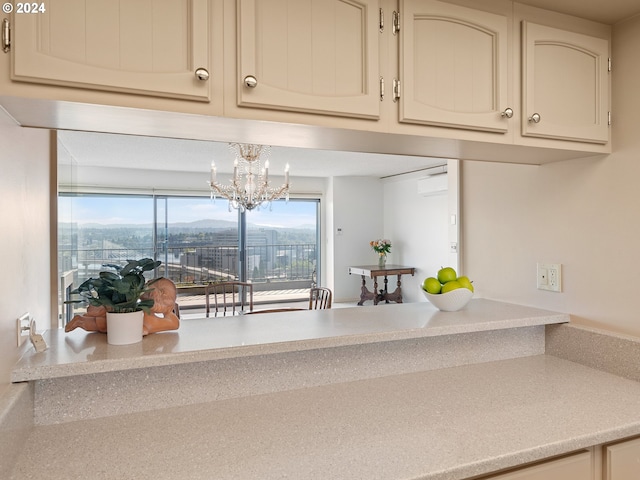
[0,109,51,393]
[462,14,640,337]
[329,170,459,304]
[382,164,457,303]
[330,176,384,302]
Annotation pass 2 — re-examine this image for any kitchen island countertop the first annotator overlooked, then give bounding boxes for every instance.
[12,299,568,382]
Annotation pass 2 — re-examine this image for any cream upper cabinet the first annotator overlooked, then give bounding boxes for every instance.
[236,0,380,119]
[604,437,640,480]
[11,0,211,101]
[521,21,609,144]
[398,0,510,134]
[481,450,593,480]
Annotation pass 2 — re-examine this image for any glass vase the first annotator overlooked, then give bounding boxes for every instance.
[378,253,387,268]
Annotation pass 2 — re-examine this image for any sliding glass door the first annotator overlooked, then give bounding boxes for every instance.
[244,199,320,287]
[158,196,239,284]
[58,193,155,281]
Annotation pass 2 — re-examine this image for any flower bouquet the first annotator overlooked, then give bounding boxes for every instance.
[370,239,391,267]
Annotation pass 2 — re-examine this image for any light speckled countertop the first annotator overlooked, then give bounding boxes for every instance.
[13,299,568,381]
[11,354,640,480]
[12,300,614,480]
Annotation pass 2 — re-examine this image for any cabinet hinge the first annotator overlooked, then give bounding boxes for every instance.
[379,8,384,33]
[608,57,611,72]
[379,76,384,101]
[608,111,611,126]
[393,78,400,102]
[2,18,10,54]
[392,10,400,35]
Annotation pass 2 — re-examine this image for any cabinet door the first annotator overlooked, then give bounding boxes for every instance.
[12,0,211,101]
[399,0,510,133]
[237,0,380,119]
[521,22,609,144]
[604,437,640,480]
[483,451,593,480]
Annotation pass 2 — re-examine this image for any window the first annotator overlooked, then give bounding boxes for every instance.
[58,194,320,322]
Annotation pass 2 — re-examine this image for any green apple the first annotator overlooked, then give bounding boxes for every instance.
[437,267,457,284]
[422,277,441,294]
[441,280,462,293]
[457,276,474,292]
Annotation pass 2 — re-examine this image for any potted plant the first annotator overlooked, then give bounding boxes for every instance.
[69,258,161,345]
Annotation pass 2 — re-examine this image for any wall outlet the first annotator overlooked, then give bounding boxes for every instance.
[16,313,30,347]
[537,263,562,292]
[28,319,47,353]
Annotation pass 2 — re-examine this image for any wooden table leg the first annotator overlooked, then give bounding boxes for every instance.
[373,276,380,305]
[383,275,389,303]
[384,274,404,304]
[357,275,376,306]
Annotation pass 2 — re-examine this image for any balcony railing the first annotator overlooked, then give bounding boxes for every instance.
[59,243,317,291]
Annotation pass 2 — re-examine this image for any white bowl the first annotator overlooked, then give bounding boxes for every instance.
[422,288,473,311]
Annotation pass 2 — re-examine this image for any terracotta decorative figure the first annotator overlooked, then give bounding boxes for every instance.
[64,305,109,333]
[65,277,180,336]
[139,277,180,334]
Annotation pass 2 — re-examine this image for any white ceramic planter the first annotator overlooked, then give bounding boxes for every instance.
[106,311,144,345]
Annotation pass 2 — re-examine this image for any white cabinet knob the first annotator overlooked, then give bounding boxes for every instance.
[528,113,541,123]
[195,68,210,81]
[501,108,514,119]
[244,75,258,88]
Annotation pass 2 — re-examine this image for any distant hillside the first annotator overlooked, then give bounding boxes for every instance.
[166,219,239,230]
[60,218,314,231]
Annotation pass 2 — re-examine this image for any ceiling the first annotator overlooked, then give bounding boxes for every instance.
[57,130,445,179]
[517,0,640,24]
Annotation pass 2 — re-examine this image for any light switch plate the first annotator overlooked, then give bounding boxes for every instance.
[17,313,30,347]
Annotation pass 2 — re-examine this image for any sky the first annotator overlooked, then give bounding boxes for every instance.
[58,195,317,229]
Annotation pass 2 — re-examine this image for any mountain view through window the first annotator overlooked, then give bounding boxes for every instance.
[58,194,319,319]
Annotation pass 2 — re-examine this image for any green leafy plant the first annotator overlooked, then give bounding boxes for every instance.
[69,258,162,313]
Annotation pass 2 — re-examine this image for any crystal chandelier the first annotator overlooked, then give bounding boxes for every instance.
[208,143,290,211]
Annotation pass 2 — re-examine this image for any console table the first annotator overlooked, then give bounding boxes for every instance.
[349,265,416,306]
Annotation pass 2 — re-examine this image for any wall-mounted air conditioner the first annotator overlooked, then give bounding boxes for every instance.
[417,165,448,196]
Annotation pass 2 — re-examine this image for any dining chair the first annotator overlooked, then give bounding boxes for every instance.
[309,287,332,310]
[174,285,208,317]
[206,281,254,316]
